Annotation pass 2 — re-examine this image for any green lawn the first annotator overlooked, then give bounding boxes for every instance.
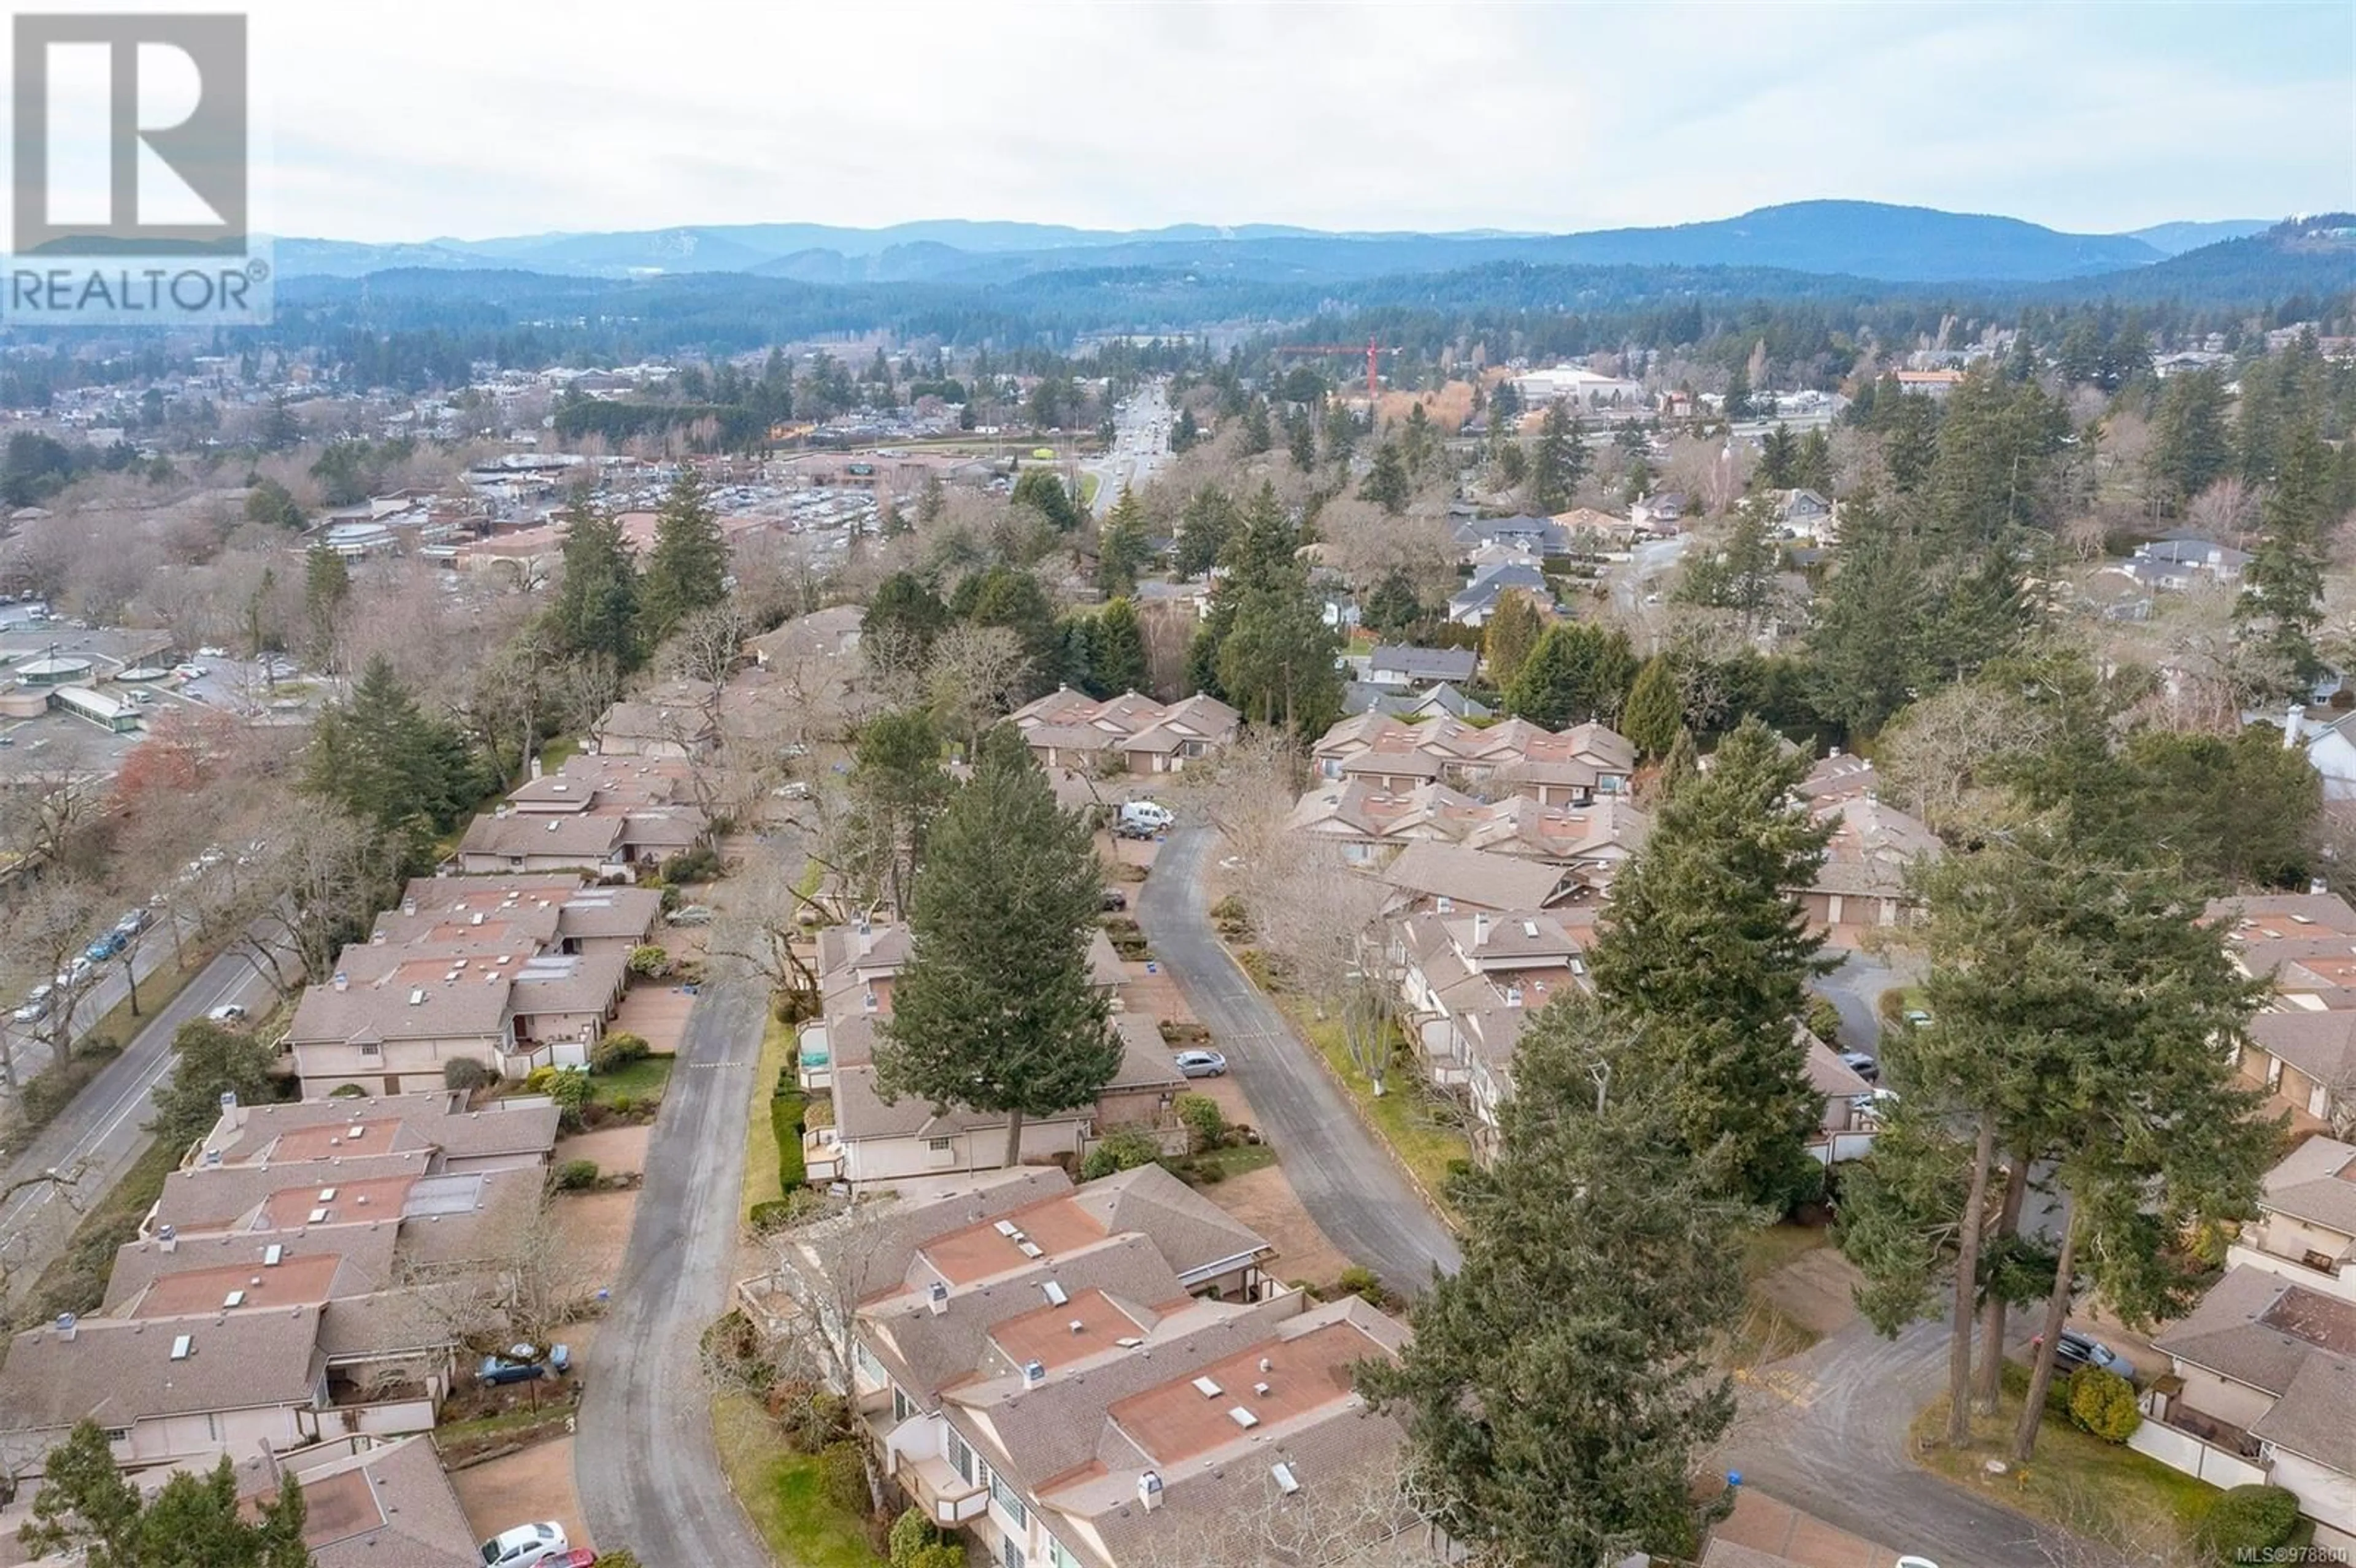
[1909,1362,2221,1554]
[1285,1005,1468,1221]
[589,1053,673,1107]
[712,1394,884,1568]
[742,1012,797,1219]
[1079,472,1102,508]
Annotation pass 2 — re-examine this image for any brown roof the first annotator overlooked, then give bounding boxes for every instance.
[915,1193,1115,1288]
[153,1153,436,1236]
[1066,1164,1271,1286]
[0,1307,325,1430]
[1379,842,1570,911]
[234,1434,478,1568]
[2155,1266,2356,1393]
[2247,1009,2356,1087]
[456,811,626,863]
[2260,1136,2356,1239]
[106,1221,403,1310]
[2208,891,2356,940]
[201,1093,558,1167]
[1105,1316,1378,1467]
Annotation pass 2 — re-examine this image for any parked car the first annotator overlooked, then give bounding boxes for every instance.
[12,983,54,1024]
[113,908,152,937]
[544,1552,598,1568]
[479,1522,570,1568]
[1902,1008,1933,1029]
[1100,889,1128,911]
[1117,801,1174,833]
[477,1356,545,1386]
[1172,1049,1228,1078]
[55,956,94,989]
[665,904,714,926]
[83,932,126,964]
[206,1004,248,1024]
[1838,1050,1880,1083]
[2038,1328,2136,1383]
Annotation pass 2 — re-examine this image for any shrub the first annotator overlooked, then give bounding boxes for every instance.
[554,1159,601,1192]
[592,1031,651,1072]
[889,1508,954,1568]
[627,945,674,980]
[2198,1485,2303,1561]
[1080,1126,1162,1180]
[328,1083,366,1099]
[2065,1366,2139,1442]
[525,1064,558,1093]
[772,1091,807,1189]
[549,1070,591,1128]
[1803,994,1844,1046]
[1334,1266,1400,1311]
[818,1440,871,1516]
[906,1548,963,1568]
[1174,1092,1225,1154]
[609,1094,634,1115]
[443,1057,494,1091]
[663,845,723,885]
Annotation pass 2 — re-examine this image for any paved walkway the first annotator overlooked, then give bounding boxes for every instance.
[1134,823,1459,1294]
[575,978,769,1565]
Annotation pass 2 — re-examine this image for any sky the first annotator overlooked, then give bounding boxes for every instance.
[28,0,2356,243]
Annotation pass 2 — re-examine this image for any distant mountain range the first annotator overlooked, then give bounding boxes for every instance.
[273,200,2286,288]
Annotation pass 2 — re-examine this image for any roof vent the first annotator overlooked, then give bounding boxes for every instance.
[1016,1240,1042,1259]
[1271,1461,1299,1495]
[471,912,485,926]
[1227,1406,1259,1429]
[1068,1319,1086,1335]
[546,820,561,832]
[1258,1357,1272,1374]
[1042,1281,1068,1306]
[1253,1382,1271,1396]
[1021,1359,1046,1389]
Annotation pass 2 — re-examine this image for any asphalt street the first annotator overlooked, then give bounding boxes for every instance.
[1134,823,1461,1294]
[0,940,283,1300]
[575,977,769,1565]
[1725,1310,2101,1568]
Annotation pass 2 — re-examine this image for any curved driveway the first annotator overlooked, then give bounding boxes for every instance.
[576,978,769,1564]
[1134,824,1459,1294]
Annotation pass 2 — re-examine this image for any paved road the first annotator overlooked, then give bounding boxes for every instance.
[1083,380,1170,516]
[1815,945,1919,1056]
[1136,824,1460,1295]
[1725,1310,2095,1568]
[0,942,282,1299]
[576,978,768,1564]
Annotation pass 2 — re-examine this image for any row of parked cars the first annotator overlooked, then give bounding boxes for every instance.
[10,907,153,1025]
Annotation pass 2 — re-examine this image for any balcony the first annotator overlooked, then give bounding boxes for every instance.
[894,1449,987,1526]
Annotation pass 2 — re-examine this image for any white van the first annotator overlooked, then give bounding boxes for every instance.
[1118,801,1174,834]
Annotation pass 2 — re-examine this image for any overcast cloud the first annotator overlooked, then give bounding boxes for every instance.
[159,0,2356,240]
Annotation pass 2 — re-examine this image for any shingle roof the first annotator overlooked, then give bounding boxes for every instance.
[1068,1163,1272,1285]
[153,1152,434,1236]
[2260,1136,2356,1240]
[2154,1266,2353,1395]
[0,1307,325,1429]
[233,1433,479,1568]
[2247,1010,2356,1087]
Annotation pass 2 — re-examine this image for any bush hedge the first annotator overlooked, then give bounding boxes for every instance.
[554,1158,601,1191]
[1174,1093,1225,1155]
[443,1056,494,1091]
[1080,1126,1163,1180]
[2198,1485,2303,1562]
[591,1031,650,1073]
[2065,1366,2140,1442]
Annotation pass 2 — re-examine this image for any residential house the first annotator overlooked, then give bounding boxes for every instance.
[1893,369,1966,398]
[1310,713,1635,804]
[738,1167,1422,1567]
[1396,909,1585,1159]
[2228,1136,2356,1303]
[1363,645,1479,691]
[1774,489,1837,541]
[1339,680,1493,721]
[1377,841,1579,916]
[2131,536,2250,587]
[464,753,712,874]
[2236,1012,2354,1133]
[1795,755,1941,931]
[1007,688,1242,775]
[229,1433,480,1568]
[1630,491,1687,534]
[1290,779,1647,889]
[2142,1267,2356,1551]
[1447,560,1550,626]
[590,696,718,758]
[1450,513,1566,558]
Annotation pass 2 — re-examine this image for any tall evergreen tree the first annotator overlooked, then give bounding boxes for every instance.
[304,655,480,843]
[873,731,1120,1167]
[24,1421,309,1568]
[2235,419,2332,698]
[1807,494,1928,737]
[302,545,350,669]
[1357,442,1411,513]
[1361,1000,1752,1568]
[2146,367,2233,512]
[1620,655,1683,761]
[1586,718,1831,1208]
[1094,486,1152,596]
[638,468,730,645]
[844,709,949,915]
[863,571,950,674]
[1479,589,1544,693]
[1527,399,1587,514]
[1504,621,1637,729]
[1173,485,1236,578]
[1361,569,1423,640]
[548,493,642,671]
[1090,598,1149,697]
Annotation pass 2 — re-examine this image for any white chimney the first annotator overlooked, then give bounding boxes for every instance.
[1021,1359,1046,1389]
[54,1313,76,1341]
[1472,912,1489,948]
[927,1281,949,1316]
[1138,1470,1163,1512]
[158,1224,177,1253]
[333,972,349,992]
[400,898,416,916]
[219,1090,237,1113]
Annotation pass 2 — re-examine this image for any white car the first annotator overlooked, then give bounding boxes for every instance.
[479,1522,569,1568]
[12,984,55,1024]
[206,1004,248,1024]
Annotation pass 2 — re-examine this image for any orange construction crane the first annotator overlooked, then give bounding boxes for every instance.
[1272,335,1393,400]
